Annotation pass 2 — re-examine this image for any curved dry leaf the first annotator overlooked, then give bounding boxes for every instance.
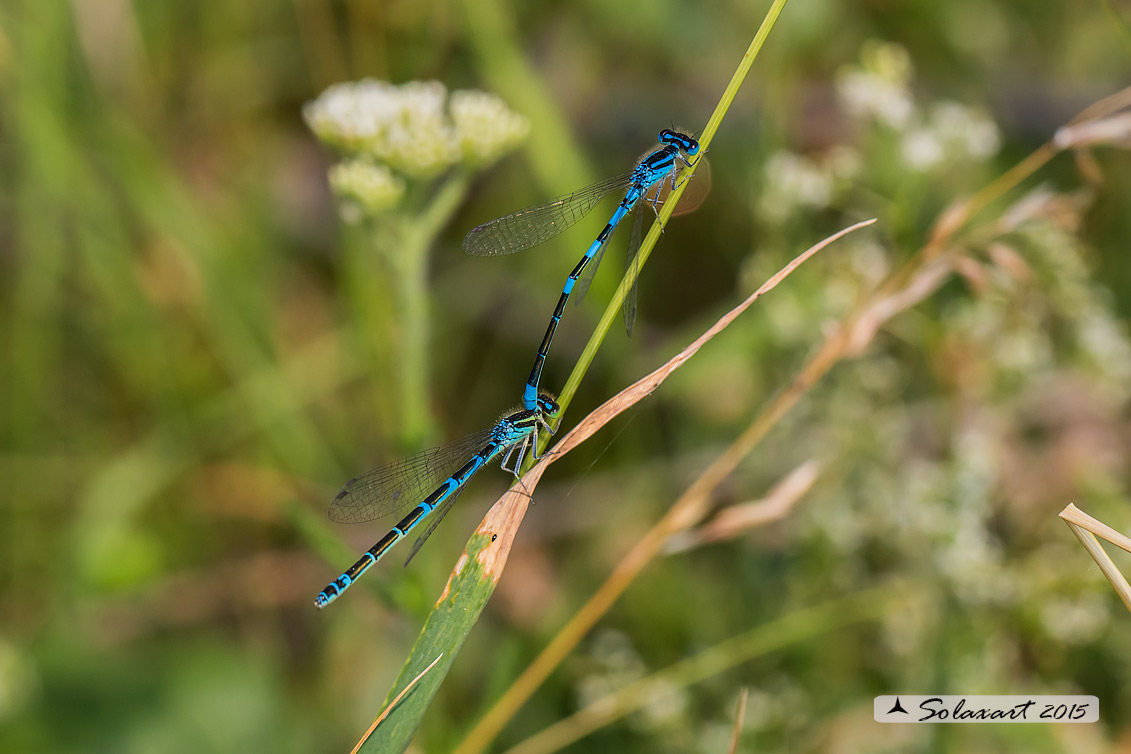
[665,459,821,554]
[1055,112,1131,149]
[845,256,951,357]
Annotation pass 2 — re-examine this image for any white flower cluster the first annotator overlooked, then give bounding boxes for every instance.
[574,629,690,732]
[327,158,405,223]
[305,80,458,177]
[304,79,529,180]
[1026,214,1131,390]
[450,90,532,166]
[901,101,1001,172]
[763,41,1004,222]
[835,40,914,129]
[834,40,1000,172]
[756,146,860,222]
[1040,594,1110,644]
[760,152,833,222]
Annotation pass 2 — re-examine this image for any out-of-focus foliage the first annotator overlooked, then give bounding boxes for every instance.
[2,1,1130,753]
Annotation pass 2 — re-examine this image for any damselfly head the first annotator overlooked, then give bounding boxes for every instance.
[658,128,700,156]
[535,393,562,418]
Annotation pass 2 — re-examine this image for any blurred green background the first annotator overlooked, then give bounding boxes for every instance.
[3,0,1131,752]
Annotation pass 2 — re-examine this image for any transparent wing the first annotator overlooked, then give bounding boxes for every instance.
[622,202,645,337]
[619,159,709,336]
[403,489,464,566]
[574,188,645,304]
[462,172,635,257]
[327,429,495,524]
[572,232,612,304]
[672,157,711,216]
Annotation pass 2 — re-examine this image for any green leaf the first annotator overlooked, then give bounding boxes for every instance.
[355,491,531,752]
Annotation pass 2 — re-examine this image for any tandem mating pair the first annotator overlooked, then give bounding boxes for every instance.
[315,129,702,608]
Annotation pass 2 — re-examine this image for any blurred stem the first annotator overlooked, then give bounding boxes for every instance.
[460,0,592,195]
[381,172,471,448]
[346,0,386,76]
[290,0,349,90]
[1099,0,1131,58]
[386,224,431,448]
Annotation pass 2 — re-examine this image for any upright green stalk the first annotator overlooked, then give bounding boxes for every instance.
[385,221,432,447]
[385,173,471,448]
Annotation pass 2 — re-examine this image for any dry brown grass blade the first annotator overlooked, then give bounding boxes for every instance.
[1055,112,1131,149]
[1061,504,1131,553]
[728,687,749,754]
[1059,504,1131,613]
[844,257,952,356]
[666,460,821,554]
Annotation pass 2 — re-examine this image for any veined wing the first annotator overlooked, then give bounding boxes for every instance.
[619,158,710,334]
[622,201,646,337]
[327,428,495,524]
[571,229,612,305]
[462,172,635,256]
[403,489,463,566]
